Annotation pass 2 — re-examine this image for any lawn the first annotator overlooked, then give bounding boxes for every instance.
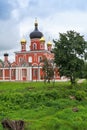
[0,80,87,130]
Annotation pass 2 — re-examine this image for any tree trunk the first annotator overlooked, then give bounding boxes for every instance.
[1,119,25,130]
[70,75,76,85]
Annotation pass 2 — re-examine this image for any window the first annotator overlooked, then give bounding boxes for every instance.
[19,57,22,62]
[5,69,9,77]
[33,43,37,50]
[22,69,27,77]
[33,69,37,77]
[22,45,24,50]
[19,57,25,64]
[28,56,32,63]
[38,56,42,62]
[11,69,15,77]
[40,44,43,49]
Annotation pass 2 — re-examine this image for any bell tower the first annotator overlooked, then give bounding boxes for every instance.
[47,41,52,51]
[29,19,43,51]
[20,38,26,52]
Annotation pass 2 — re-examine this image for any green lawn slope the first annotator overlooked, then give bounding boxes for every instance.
[0,80,87,130]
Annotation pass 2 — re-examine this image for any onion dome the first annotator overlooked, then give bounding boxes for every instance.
[30,19,43,39]
[20,38,26,44]
[47,41,52,46]
[40,37,45,42]
[4,53,8,56]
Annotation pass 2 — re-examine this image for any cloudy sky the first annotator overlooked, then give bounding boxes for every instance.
[0,0,87,62]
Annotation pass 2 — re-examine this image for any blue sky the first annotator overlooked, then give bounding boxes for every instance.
[0,0,87,61]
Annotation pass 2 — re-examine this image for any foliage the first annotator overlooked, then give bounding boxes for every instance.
[0,81,87,129]
[81,62,87,79]
[75,90,86,101]
[53,30,87,84]
[41,56,54,83]
[0,59,3,63]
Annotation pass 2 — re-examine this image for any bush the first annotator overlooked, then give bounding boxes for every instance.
[75,90,86,101]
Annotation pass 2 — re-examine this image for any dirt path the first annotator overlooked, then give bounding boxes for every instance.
[77,79,85,83]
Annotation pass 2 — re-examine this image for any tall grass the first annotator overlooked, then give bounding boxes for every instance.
[0,80,87,130]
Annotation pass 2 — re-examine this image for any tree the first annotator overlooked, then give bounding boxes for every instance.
[53,30,87,84]
[81,62,87,79]
[42,56,54,83]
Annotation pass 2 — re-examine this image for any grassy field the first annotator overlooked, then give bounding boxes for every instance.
[0,80,87,130]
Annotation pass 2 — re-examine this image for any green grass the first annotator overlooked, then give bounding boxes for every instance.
[0,80,87,129]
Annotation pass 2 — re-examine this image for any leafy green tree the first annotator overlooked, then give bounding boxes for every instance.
[0,59,3,63]
[42,56,54,83]
[53,30,87,84]
[81,62,87,79]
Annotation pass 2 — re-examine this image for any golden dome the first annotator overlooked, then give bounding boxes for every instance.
[40,37,45,42]
[47,41,52,45]
[20,38,26,43]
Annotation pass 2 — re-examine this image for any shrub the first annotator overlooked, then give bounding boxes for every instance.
[75,90,86,101]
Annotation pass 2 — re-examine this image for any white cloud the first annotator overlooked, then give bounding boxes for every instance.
[11,9,20,20]
[0,20,19,48]
[17,0,29,8]
[0,0,87,62]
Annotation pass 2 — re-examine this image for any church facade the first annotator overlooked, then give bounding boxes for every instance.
[0,20,60,81]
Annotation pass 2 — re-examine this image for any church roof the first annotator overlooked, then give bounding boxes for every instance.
[40,37,45,42]
[20,38,26,43]
[30,19,43,39]
[47,41,52,45]
[4,53,9,56]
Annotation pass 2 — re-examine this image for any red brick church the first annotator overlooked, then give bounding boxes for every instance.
[0,20,60,81]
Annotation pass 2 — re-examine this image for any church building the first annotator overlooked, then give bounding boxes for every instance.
[0,20,60,81]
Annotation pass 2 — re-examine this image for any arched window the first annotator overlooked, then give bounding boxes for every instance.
[11,69,16,77]
[33,69,37,77]
[40,44,43,49]
[28,56,32,63]
[22,69,27,77]
[38,56,42,62]
[33,43,37,50]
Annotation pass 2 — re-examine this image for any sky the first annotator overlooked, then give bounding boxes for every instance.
[0,0,87,62]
